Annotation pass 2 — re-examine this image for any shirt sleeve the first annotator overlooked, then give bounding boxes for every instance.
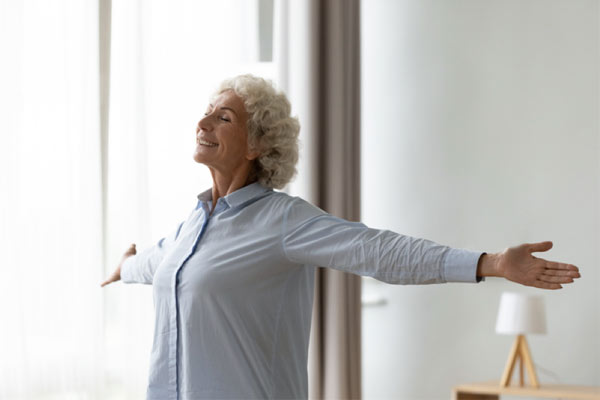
[120,220,185,285]
[281,197,484,284]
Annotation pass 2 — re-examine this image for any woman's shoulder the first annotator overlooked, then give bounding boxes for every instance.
[267,190,318,208]
[266,191,326,222]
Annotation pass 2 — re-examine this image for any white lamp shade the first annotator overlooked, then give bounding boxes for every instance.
[495,292,547,335]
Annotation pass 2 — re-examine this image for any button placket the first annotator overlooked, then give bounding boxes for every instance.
[171,203,212,399]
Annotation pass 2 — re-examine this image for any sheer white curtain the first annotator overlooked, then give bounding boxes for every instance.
[0,0,104,399]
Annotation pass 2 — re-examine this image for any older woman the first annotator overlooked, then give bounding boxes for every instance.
[101,74,580,400]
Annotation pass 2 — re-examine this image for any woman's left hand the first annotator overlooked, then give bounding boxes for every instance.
[478,241,581,289]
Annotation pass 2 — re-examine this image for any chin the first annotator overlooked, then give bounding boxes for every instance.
[193,151,206,164]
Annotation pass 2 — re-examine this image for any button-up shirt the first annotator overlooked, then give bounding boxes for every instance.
[121,182,483,400]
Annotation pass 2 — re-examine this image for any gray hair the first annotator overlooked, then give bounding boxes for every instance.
[214,74,300,189]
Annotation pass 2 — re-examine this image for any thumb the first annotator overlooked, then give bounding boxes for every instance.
[528,241,553,253]
[125,243,137,256]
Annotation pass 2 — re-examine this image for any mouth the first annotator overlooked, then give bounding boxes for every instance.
[196,137,219,147]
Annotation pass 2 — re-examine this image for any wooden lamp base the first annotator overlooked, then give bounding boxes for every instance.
[500,334,540,388]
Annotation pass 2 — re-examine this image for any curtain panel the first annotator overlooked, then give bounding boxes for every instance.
[0,0,104,398]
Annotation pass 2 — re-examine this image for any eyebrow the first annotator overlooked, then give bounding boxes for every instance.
[208,104,238,117]
[220,107,238,116]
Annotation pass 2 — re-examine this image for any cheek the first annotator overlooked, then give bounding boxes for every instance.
[228,130,250,154]
[235,139,249,154]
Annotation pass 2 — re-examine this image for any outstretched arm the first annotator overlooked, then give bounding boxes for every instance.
[283,198,580,289]
[100,220,185,286]
[476,241,580,289]
[283,198,483,285]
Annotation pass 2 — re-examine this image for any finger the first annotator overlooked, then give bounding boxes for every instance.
[538,275,574,284]
[528,241,553,253]
[533,280,562,290]
[543,261,579,273]
[541,269,581,278]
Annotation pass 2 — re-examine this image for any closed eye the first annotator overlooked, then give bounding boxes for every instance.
[203,112,230,122]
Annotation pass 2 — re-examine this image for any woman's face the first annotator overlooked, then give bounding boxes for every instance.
[193,90,257,173]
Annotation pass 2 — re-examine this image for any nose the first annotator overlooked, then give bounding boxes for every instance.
[197,114,212,132]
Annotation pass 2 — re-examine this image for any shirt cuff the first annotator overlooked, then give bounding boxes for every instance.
[443,248,485,283]
[120,256,136,284]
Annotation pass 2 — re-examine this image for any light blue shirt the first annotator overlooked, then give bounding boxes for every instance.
[121,182,483,400]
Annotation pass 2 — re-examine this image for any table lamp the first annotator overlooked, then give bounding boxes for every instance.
[495,292,546,388]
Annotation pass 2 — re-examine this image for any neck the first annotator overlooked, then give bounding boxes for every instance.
[208,163,256,211]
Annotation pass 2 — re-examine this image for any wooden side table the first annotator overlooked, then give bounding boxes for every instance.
[453,381,600,400]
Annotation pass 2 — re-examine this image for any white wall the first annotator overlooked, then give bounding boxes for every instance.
[360,1,599,399]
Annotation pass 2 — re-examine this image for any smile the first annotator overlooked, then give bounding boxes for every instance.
[197,138,218,147]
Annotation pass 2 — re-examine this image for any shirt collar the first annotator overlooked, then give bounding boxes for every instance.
[196,182,272,209]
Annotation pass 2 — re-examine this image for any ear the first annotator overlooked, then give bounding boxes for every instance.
[245,148,260,161]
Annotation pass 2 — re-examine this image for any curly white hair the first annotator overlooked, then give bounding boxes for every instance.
[214,74,300,189]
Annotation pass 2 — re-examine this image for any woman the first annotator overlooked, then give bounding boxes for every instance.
[101,74,580,400]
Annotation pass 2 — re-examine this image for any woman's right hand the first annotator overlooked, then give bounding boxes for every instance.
[100,244,137,287]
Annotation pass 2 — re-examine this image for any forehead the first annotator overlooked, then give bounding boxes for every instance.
[210,90,246,113]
